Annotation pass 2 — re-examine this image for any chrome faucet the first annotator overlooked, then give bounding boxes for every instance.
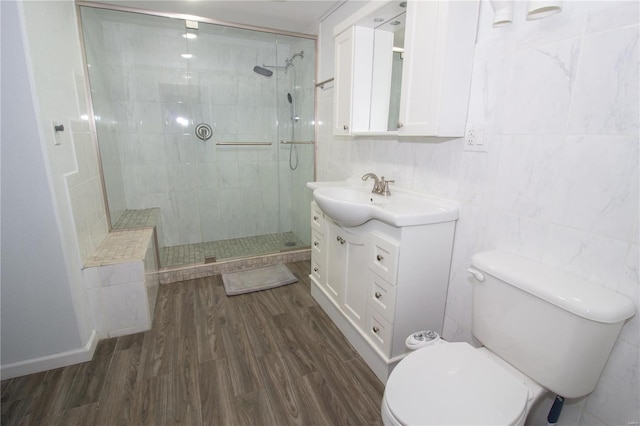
[362,173,394,196]
[362,173,381,193]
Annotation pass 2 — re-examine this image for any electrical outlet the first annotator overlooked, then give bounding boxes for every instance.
[463,123,487,152]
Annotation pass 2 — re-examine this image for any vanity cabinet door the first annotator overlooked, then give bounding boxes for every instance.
[326,221,368,328]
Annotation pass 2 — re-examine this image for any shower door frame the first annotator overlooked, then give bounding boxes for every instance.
[75,1,318,239]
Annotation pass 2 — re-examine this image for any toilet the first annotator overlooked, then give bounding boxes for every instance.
[382,250,636,426]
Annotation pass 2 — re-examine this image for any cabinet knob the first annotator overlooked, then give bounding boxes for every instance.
[376,254,384,261]
[337,236,345,244]
[313,267,319,272]
[397,121,403,129]
[343,124,349,131]
[375,292,382,299]
[313,215,319,221]
[372,326,380,333]
[314,241,319,246]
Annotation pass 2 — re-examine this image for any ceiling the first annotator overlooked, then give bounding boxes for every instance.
[84,0,346,35]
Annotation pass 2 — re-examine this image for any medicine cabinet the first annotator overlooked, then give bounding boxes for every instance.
[333,0,479,137]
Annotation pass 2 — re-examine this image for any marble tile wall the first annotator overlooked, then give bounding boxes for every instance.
[317,1,638,424]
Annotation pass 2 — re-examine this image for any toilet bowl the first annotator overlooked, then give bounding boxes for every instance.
[381,250,635,426]
[381,342,545,426]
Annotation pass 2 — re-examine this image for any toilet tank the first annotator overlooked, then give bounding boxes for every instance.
[469,250,635,399]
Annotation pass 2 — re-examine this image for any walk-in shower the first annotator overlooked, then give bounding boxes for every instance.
[78,4,316,268]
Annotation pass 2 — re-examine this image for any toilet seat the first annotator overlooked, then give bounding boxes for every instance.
[384,342,530,426]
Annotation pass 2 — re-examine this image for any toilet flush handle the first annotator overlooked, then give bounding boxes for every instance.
[467,267,485,282]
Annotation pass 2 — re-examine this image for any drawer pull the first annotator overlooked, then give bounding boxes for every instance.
[313,267,319,272]
[337,236,345,244]
[313,215,319,221]
[313,241,319,246]
[372,326,380,333]
[375,292,382,299]
[376,254,384,261]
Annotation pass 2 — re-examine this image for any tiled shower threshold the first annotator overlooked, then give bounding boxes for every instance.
[160,231,308,268]
[157,247,310,284]
[112,208,310,284]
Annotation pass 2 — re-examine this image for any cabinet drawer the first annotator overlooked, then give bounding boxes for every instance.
[365,309,392,356]
[311,259,323,283]
[311,202,325,234]
[368,272,396,323]
[369,233,399,284]
[311,230,323,258]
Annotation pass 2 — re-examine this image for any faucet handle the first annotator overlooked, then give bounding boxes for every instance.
[380,177,395,196]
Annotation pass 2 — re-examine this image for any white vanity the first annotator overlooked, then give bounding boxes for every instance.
[307,181,458,382]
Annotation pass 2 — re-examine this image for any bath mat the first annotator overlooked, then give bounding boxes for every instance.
[222,264,298,296]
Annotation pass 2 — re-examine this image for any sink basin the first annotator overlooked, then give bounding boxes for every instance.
[310,182,459,227]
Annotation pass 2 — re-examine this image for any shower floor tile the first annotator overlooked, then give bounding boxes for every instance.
[112,208,160,230]
[160,232,307,268]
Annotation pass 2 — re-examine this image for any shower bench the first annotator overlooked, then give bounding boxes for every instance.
[83,218,160,338]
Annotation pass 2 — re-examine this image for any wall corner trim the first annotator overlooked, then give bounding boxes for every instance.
[0,330,99,380]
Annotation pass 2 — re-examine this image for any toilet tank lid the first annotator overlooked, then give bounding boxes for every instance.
[471,250,636,324]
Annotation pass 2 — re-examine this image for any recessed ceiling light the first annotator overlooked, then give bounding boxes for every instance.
[181,53,193,59]
[182,33,197,39]
[373,17,384,23]
[390,20,401,26]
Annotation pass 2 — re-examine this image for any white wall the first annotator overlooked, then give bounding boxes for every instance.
[1,0,108,377]
[317,1,639,425]
[1,0,83,369]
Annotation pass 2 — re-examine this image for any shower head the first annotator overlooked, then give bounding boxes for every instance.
[253,65,273,77]
[284,51,304,68]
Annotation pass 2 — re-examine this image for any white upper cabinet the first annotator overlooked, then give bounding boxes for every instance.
[334,26,374,135]
[333,0,480,138]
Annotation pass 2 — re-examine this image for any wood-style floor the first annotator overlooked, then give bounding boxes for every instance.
[1,261,384,425]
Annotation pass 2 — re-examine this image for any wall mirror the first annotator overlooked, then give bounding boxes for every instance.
[372,11,405,131]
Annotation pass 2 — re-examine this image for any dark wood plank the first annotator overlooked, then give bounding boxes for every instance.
[198,358,239,426]
[25,367,78,425]
[194,278,226,364]
[257,350,304,425]
[95,346,141,426]
[57,402,99,426]
[234,388,278,426]
[63,338,117,409]
[131,374,168,425]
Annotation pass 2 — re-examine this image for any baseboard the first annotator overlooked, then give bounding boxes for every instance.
[0,329,99,380]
